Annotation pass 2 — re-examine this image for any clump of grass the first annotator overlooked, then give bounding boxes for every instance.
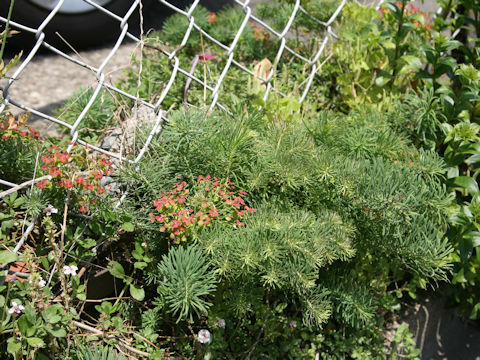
[54,88,120,144]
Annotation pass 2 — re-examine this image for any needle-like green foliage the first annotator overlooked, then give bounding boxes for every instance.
[155,244,217,322]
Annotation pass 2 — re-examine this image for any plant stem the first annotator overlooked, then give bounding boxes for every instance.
[389,0,407,89]
[0,175,51,199]
[0,0,15,62]
[475,10,480,51]
[440,0,453,21]
[244,309,269,360]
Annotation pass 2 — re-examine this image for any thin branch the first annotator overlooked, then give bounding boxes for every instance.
[244,311,270,360]
[118,339,150,358]
[72,320,103,336]
[0,214,39,270]
[72,321,150,358]
[0,175,51,199]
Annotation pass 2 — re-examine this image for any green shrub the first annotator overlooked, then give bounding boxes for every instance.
[1,1,464,358]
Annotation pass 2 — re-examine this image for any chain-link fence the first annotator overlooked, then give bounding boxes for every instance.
[0,0,388,192]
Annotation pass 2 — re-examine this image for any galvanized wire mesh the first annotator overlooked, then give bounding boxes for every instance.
[2,0,439,275]
[0,0,390,193]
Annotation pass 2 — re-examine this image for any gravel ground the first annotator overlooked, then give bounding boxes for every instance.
[1,41,140,114]
[0,40,142,137]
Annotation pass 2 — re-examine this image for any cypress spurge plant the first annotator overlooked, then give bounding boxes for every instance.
[155,244,217,322]
[197,204,355,328]
[128,99,453,357]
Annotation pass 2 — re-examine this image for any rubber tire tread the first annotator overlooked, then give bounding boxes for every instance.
[0,0,150,50]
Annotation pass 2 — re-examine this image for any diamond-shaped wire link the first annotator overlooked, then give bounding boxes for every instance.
[0,0,357,190]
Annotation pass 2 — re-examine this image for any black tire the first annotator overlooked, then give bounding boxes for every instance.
[0,0,150,50]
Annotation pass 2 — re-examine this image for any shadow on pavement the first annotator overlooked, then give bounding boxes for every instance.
[402,289,480,360]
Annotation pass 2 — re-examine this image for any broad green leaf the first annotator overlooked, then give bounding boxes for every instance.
[449,212,471,227]
[42,304,63,324]
[78,238,97,249]
[24,304,36,324]
[465,154,480,165]
[449,176,479,195]
[7,338,21,355]
[8,192,17,202]
[112,316,123,329]
[0,251,18,264]
[465,232,480,248]
[109,261,125,279]
[132,242,144,260]
[375,76,390,87]
[1,219,14,231]
[46,325,66,338]
[88,221,103,236]
[134,261,148,270]
[17,315,31,335]
[96,301,114,315]
[130,284,145,301]
[452,267,467,283]
[437,57,457,72]
[400,55,422,72]
[386,2,402,19]
[122,222,134,232]
[26,337,45,348]
[39,257,50,270]
[381,39,396,50]
[13,196,25,208]
[103,209,116,222]
[440,39,462,52]
[76,285,86,301]
[447,167,459,179]
[398,22,414,38]
[43,312,61,324]
[459,237,474,261]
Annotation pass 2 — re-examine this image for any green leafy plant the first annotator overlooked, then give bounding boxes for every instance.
[388,323,420,360]
[155,244,217,322]
[55,88,119,144]
[150,176,256,243]
[71,344,125,360]
[0,1,467,358]
[0,0,21,81]
[404,0,480,319]
[392,87,446,149]
[0,113,41,184]
[128,98,452,357]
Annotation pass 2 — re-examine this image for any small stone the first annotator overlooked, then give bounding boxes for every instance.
[100,176,114,187]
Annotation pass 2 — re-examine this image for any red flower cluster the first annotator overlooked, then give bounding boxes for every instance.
[208,12,216,24]
[380,2,432,31]
[150,175,256,243]
[250,21,269,41]
[0,113,39,141]
[36,145,114,213]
